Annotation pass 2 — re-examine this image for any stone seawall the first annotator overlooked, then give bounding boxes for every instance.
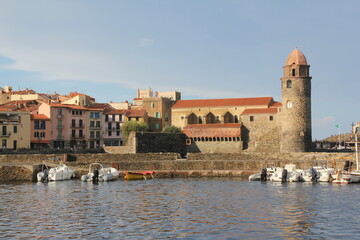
[0,151,355,181]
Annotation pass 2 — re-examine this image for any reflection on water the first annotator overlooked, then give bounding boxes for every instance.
[0,179,360,239]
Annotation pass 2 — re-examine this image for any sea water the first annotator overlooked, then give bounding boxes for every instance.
[0,178,359,239]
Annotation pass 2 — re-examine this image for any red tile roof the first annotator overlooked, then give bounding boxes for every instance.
[126,109,146,117]
[104,109,127,114]
[241,108,278,115]
[31,114,50,120]
[172,97,274,109]
[183,123,242,138]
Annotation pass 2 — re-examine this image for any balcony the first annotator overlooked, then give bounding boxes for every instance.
[89,135,101,140]
[70,134,86,139]
[1,132,11,137]
[106,127,121,131]
[70,124,85,128]
[56,135,64,140]
[57,114,63,119]
[90,126,101,130]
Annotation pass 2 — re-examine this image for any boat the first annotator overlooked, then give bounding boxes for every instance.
[37,163,75,182]
[269,164,302,182]
[124,171,155,180]
[81,163,119,182]
[248,167,276,181]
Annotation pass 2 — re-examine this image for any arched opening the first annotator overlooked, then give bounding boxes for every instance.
[234,115,239,123]
[292,69,296,76]
[187,113,197,125]
[286,80,292,88]
[205,112,216,124]
[198,116,203,124]
[223,112,234,123]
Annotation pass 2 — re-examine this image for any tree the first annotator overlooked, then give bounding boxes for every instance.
[162,126,181,133]
[122,121,149,142]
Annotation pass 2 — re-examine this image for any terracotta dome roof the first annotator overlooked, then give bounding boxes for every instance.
[285,48,308,65]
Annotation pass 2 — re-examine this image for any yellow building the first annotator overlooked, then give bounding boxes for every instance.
[0,110,31,150]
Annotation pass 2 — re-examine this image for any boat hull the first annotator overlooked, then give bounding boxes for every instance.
[125,171,155,180]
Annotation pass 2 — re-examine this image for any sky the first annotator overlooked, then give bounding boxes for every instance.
[0,0,359,140]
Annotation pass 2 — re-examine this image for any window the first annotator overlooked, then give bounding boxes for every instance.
[108,131,112,136]
[151,103,155,108]
[72,119,76,127]
[13,126,17,133]
[57,109,63,116]
[105,115,109,122]
[72,129,76,137]
[72,110,75,115]
[234,115,239,123]
[116,123,120,130]
[90,121,94,128]
[79,119,83,127]
[40,132,45,138]
[34,132,39,138]
[57,130,62,138]
[116,131,120,136]
[90,112,100,119]
[96,121,101,128]
[155,123,160,129]
[112,115,115,121]
[40,121,45,129]
[250,116,254,122]
[292,69,296,76]
[108,123,112,130]
[90,131,95,138]
[79,130,83,137]
[286,80,292,88]
[270,116,274,121]
[96,131,101,138]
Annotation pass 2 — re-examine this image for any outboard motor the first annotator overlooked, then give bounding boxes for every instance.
[260,168,267,182]
[310,168,318,183]
[281,169,288,183]
[92,168,99,183]
[344,161,350,171]
[41,169,49,183]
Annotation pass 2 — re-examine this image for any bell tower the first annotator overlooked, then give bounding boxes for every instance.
[280,48,312,152]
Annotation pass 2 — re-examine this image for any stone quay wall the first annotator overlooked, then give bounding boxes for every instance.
[0,151,355,181]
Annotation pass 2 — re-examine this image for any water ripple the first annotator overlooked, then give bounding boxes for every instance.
[1,179,360,239]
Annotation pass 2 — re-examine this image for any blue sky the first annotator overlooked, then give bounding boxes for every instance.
[0,0,359,140]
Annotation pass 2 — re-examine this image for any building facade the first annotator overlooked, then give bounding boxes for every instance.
[172,49,312,153]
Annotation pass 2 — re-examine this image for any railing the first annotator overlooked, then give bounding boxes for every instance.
[56,135,64,140]
[106,127,121,131]
[89,135,101,140]
[1,132,11,137]
[70,134,86,139]
[70,124,85,128]
[57,114,63,119]
[89,126,101,130]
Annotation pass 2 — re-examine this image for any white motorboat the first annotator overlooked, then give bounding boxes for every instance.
[37,163,75,182]
[81,163,119,182]
[269,164,302,182]
[248,167,276,181]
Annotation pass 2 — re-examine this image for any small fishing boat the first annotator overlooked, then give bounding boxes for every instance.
[37,163,75,182]
[81,163,119,182]
[248,167,276,181]
[124,171,155,180]
[269,164,302,182]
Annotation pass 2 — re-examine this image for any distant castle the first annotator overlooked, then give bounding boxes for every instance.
[172,49,312,153]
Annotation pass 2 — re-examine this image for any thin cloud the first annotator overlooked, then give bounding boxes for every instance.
[138,38,154,48]
[314,116,336,127]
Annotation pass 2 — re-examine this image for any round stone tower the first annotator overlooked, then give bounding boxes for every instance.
[280,48,312,152]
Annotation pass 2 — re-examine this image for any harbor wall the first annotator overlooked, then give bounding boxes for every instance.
[0,151,355,181]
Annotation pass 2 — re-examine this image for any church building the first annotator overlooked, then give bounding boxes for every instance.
[171,49,312,153]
